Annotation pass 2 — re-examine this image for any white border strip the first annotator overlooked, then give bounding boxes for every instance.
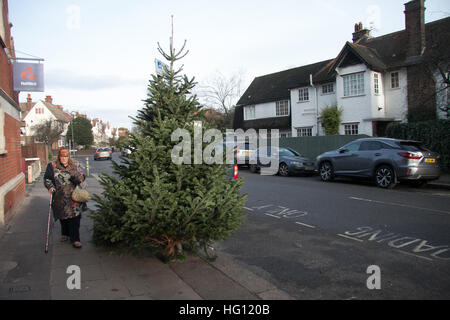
[0,173,25,225]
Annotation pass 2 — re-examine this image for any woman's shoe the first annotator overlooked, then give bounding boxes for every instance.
[72,241,82,248]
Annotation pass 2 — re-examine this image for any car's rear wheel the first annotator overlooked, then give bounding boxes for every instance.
[278,163,289,177]
[249,164,258,173]
[319,162,334,182]
[375,165,397,189]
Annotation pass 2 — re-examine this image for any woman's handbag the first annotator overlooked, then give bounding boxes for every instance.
[72,185,91,202]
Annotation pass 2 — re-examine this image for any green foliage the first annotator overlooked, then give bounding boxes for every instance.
[91,41,246,261]
[386,119,450,172]
[66,117,94,148]
[320,105,343,135]
[407,105,437,123]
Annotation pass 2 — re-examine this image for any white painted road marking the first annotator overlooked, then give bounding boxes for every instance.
[349,196,450,215]
[264,213,281,219]
[295,222,316,229]
[337,234,364,242]
[243,207,254,211]
[397,250,434,261]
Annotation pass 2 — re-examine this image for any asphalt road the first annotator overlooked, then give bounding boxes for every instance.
[81,153,450,299]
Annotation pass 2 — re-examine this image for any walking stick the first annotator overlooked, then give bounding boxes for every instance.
[45,193,53,254]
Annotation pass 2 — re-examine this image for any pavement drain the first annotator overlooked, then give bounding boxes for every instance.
[9,285,31,294]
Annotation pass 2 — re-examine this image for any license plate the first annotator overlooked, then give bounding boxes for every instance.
[425,158,435,163]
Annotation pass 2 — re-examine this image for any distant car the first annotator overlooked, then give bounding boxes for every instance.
[249,146,315,176]
[121,147,132,156]
[94,147,112,161]
[235,142,257,166]
[315,138,441,188]
[212,141,256,166]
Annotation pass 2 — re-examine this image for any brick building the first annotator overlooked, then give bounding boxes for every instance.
[0,0,26,225]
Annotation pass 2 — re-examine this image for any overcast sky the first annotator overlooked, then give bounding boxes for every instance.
[9,0,450,130]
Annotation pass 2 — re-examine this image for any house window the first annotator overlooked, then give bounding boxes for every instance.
[298,88,309,102]
[343,72,365,96]
[391,72,399,88]
[297,127,312,137]
[244,105,255,120]
[322,83,334,94]
[374,73,380,94]
[276,100,289,116]
[344,123,359,135]
[280,131,292,138]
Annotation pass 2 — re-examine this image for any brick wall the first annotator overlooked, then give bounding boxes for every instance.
[0,113,22,184]
[21,142,49,172]
[2,176,25,223]
[0,112,25,223]
[0,0,18,102]
[406,64,437,122]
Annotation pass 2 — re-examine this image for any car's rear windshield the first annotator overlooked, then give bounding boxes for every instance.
[397,142,430,152]
[98,148,109,152]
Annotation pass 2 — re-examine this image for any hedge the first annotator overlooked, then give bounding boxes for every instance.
[386,119,450,173]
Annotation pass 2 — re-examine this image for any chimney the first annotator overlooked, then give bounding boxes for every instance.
[45,95,53,104]
[404,0,426,57]
[352,22,370,43]
[26,94,32,112]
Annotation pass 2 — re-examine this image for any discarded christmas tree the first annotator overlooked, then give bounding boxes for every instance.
[91,36,246,261]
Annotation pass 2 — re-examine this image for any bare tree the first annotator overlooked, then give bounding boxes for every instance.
[31,119,66,150]
[424,26,450,118]
[197,70,245,116]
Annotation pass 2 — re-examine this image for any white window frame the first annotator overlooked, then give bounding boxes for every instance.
[343,72,365,97]
[244,105,255,120]
[296,127,312,137]
[298,88,309,102]
[321,83,334,95]
[276,100,290,116]
[374,73,380,95]
[344,123,359,135]
[391,72,399,89]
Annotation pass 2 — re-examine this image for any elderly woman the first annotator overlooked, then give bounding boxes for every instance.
[44,148,86,248]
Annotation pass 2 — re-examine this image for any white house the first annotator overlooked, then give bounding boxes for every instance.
[234,0,449,137]
[20,95,72,148]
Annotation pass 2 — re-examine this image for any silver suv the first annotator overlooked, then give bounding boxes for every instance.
[316,138,441,188]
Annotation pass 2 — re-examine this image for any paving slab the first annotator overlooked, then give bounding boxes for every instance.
[170,255,259,300]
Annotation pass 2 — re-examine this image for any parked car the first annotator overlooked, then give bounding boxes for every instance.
[234,142,257,166]
[94,147,112,161]
[249,146,315,176]
[212,141,256,166]
[315,138,441,188]
[121,147,132,156]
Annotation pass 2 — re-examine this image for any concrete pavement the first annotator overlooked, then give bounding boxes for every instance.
[0,173,293,300]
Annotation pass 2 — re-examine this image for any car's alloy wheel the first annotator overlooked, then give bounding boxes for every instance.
[278,163,289,176]
[319,162,334,182]
[375,165,396,188]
